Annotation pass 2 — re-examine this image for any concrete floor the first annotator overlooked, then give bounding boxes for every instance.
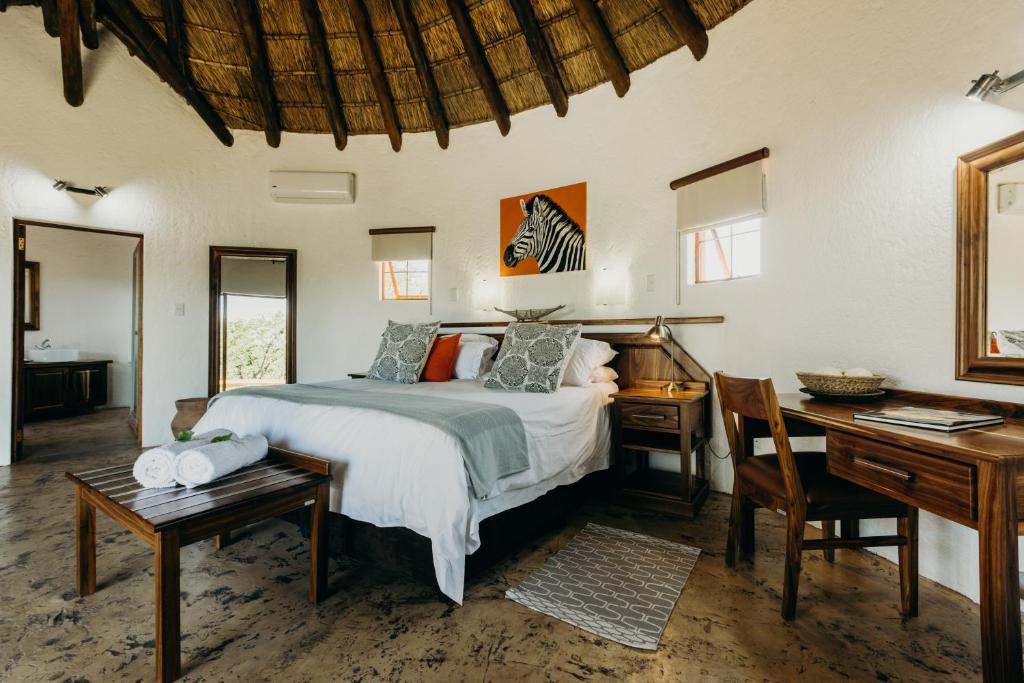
[1,409,982,681]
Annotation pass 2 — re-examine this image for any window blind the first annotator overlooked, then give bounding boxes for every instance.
[369,227,434,261]
[675,158,766,233]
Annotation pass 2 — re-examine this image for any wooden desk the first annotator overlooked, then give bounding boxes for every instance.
[743,390,1024,683]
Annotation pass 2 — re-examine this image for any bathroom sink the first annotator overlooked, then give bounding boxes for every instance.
[28,349,80,363]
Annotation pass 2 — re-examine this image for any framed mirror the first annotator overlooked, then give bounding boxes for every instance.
[957,130,1024,385]
[24,261,39,331]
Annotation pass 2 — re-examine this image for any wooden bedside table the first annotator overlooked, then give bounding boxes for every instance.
[611,387,710,518]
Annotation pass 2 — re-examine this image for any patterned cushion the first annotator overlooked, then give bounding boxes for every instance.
[484,322,582,393]
[367,320,440,384]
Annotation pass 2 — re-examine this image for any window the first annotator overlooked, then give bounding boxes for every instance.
[381,259,430,300]
[686,218,761,284]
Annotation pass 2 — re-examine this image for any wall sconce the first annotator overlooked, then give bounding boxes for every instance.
[473,278,499,312]
[53,179,111,197]
[966,69,1024,102]
[595,267,626,306]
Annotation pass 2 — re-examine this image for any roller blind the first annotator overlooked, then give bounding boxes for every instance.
[221,257,287,298]
[676,159,766,233]
[370,228,433,261]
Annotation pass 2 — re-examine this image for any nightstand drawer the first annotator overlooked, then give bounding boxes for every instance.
[621,403,680,431]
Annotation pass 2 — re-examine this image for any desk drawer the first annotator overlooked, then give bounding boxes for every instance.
[621,402,680,431]
[826,430,977,524]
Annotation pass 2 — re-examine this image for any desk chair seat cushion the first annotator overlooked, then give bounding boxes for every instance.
[736,452,908,518]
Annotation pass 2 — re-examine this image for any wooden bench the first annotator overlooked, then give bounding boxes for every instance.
[66,447,331,682]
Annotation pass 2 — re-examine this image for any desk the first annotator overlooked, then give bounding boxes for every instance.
[743,390,1024,683]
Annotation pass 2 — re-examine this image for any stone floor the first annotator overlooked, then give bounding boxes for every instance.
[1,410,982,681]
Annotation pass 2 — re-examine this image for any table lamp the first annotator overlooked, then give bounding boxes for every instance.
[645,315,681,393]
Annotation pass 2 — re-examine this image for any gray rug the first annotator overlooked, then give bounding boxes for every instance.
[506,523,701,650]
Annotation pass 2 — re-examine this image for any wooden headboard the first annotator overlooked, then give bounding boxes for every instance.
[440,316,720,392]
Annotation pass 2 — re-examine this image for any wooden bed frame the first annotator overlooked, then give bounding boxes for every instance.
[291,318,720,596]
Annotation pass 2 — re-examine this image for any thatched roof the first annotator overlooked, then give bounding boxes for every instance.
[21,0,754,149]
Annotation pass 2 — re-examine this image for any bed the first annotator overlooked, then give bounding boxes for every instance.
[194,375,616,603]
[192,325,712,603]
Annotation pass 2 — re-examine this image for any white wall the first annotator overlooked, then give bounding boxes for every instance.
[24,226,137,407]
[2,0,1024,602]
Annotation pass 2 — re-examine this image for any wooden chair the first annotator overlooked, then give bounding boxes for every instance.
[714,372,919,620]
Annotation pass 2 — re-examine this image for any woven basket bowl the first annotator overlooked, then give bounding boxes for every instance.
[795,372,886,395]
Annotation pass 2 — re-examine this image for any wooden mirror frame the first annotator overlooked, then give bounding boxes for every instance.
[24,261,40,331]
[209,246,297,397]
[956,130,1024,385]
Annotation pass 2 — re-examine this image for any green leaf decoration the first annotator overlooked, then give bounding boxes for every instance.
[211,434,232,443]
[175,430,194,442]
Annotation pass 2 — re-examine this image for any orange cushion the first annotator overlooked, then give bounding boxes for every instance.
[422,333,462,382]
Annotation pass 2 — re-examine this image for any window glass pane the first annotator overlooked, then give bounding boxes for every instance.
[689,219,761,284]
[380,260,430,300]
[731,229,761,278]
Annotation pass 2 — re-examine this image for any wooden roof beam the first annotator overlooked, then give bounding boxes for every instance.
[347,0,401,151]
[656,0,707,61]
[79,0,98,49]
[57,0,83,106]
[160,0,187,71]
[232,0,281,147]
[97,0,234,146]
[508,0,567,117]
[446,0,510,136]
[569,0,629,97]
[391,0,448,149]
[298,0,348,150]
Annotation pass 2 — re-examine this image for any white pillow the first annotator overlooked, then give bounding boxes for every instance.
[590,366,619,383]
[561,338,617,386]
[453,338,500,379]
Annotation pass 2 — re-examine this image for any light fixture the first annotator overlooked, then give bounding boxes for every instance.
[966,69,1024,102]
[644,315,681,393]
[52,179,111,197]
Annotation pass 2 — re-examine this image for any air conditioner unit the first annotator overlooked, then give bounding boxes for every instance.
[269,171,355,204]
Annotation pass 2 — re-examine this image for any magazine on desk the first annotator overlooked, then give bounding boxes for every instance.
[853,406,1004,432]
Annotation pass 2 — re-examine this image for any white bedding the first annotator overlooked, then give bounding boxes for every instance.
[193,378,615,603]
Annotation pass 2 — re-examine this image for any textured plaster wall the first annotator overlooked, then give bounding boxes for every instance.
[24,226,138,407]
[3,0,1024,601]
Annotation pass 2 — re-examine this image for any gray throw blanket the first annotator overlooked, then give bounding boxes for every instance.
[209,383,529,498]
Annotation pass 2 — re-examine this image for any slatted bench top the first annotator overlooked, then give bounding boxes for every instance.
[66,450,331,532]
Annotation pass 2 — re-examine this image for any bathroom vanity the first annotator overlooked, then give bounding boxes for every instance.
[23,360,112,421]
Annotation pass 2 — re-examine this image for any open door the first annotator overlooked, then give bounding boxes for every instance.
[209,247,297,396]
[129,241,142,444]
[10,221,26,461]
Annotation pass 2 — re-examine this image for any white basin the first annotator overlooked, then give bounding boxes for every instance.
[28,348,80,363]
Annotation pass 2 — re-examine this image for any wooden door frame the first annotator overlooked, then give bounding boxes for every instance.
[10,219,144,462]
[208,246,297,397]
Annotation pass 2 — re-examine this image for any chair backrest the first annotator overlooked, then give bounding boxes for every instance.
[714,372,805,507]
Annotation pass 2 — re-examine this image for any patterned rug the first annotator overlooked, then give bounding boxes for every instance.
[506,523,701,650]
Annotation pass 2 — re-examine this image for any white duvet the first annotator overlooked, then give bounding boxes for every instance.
[193,378,615,603]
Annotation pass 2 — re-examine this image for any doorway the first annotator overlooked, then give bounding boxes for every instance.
[10,220,144,462]
[208,246,297,396]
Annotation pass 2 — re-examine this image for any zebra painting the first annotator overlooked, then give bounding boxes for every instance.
[503,193,587,274]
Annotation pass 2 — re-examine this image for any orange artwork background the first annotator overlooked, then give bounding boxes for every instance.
[499,181,587,277]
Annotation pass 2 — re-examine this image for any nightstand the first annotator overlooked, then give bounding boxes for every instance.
[611,387,710,518]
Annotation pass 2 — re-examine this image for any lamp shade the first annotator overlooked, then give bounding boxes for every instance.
[645,315,673,341]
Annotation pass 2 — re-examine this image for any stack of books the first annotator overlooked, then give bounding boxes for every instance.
[853,406,1004,432]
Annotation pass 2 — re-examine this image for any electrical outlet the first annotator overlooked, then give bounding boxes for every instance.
[645,274,656,292]
[174,303,185,317]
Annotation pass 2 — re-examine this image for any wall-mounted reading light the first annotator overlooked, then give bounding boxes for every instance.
[966,69,1024,102]
[53,179,111,197]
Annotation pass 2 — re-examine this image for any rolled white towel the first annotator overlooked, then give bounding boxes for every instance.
[133,429,233,488]
[174,434,269,488]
